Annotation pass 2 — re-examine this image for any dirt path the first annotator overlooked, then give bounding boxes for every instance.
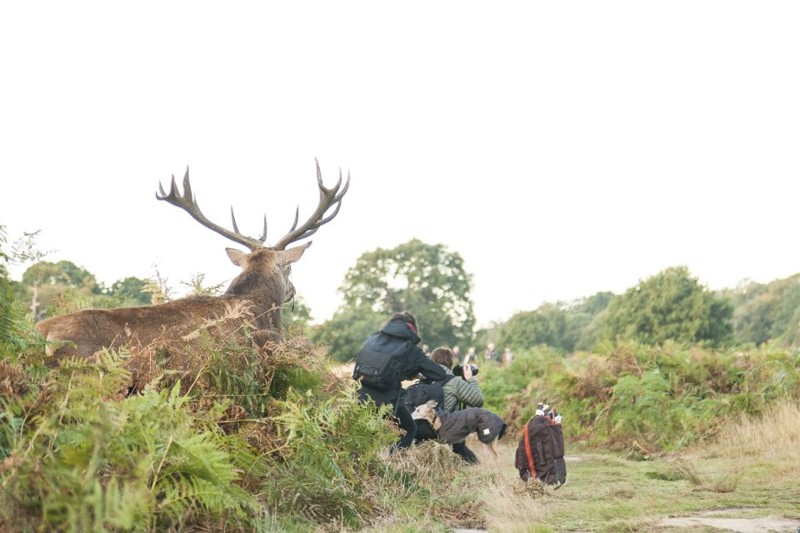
[456,514,799,533]
[658,510,798,532]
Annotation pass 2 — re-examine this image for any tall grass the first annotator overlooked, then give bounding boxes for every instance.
[703,400,800,473]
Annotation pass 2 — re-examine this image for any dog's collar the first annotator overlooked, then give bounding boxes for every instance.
[431,410,443,431]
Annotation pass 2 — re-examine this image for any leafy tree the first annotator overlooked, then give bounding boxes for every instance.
[601,266,733,347]
[108,276,153,306]
[566,291,615,351]
[495,304,569,354]
[20,260,107,317]
[0,225,11,274]
[282,295,314,334]
[311,306,384,362]
[774,283,800,348]
[725,279,771,345]
[318,239,475,359]
[0,228,17,352]
[0,226,44,354]
[726,275,800,348]
[491,292,614,354]
[22,260,100,292]
[20,261,156,315]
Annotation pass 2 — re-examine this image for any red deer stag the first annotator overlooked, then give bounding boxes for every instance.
[36,160,349,359]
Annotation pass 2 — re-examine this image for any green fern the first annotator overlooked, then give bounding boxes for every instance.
[263,385,394,526]
[0,354,258,532]
[1,324,479,531]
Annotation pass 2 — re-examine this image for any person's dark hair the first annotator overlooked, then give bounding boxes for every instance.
[430,347,454,369]
[389,311,418,334]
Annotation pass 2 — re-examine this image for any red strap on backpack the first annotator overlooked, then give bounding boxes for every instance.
[523,422,537,478]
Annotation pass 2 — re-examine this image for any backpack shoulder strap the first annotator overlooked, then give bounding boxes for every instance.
[523,422,537,478]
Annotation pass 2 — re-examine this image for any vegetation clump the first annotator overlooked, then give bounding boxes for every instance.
[2,232,799,531]
[0,332,437,532]
[484,341,800,452]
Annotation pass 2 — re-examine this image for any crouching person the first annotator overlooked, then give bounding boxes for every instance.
[515,403,567,487]
[353,312,447,452]
[429,346,485,463]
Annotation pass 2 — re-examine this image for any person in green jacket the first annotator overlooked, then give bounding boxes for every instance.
[430,346,485,463]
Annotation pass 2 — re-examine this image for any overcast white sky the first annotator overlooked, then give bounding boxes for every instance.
[2,2,799,328]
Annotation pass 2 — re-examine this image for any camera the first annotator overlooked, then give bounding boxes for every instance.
[453,364,479,377]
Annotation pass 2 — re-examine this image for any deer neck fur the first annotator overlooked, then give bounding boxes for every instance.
[224,248,294,332]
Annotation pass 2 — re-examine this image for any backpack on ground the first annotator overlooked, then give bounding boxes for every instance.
[352,346,400,391]
[514,404,567,487]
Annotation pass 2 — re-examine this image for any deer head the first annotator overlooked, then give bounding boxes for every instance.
[155,158,350,331]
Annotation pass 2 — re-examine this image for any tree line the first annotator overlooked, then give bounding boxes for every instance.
[2,226,799,360]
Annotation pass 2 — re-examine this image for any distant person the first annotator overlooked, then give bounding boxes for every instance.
[502,348,514,367]
[465,346,478,365]
[353,312,447,451]
[452,346,462,364]
[484,342,499,363]
[427,346,485,463]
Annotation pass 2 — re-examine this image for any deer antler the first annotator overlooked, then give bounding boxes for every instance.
[156,167,268,251]
[272,158,351,250]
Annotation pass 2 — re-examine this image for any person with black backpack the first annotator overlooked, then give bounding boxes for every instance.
[352,312,447,451]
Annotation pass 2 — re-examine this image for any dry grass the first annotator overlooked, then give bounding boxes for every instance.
[668,457,739,493]
[383,439,465,479]
[456,437,557,532]
[700,400,800,474]
[0,359,24,396]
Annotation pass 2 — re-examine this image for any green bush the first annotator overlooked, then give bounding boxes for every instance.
[0,352,256,532]
[0,330,456,532]
[5,302,799,531]
[497,342,800,452]
[261,386,394,527]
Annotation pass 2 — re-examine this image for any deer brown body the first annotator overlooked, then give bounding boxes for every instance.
[36,161,349,359]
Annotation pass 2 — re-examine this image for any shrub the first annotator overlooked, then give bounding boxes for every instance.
[497,342,800,452]
[0,352,256,532]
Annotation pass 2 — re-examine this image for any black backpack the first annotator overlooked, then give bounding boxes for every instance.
[515,410,567,487]
[401,375,456,413]
[352,347,400,391]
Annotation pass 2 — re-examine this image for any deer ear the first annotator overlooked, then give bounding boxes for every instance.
[226,247,249,267]
[281,242,312,265]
